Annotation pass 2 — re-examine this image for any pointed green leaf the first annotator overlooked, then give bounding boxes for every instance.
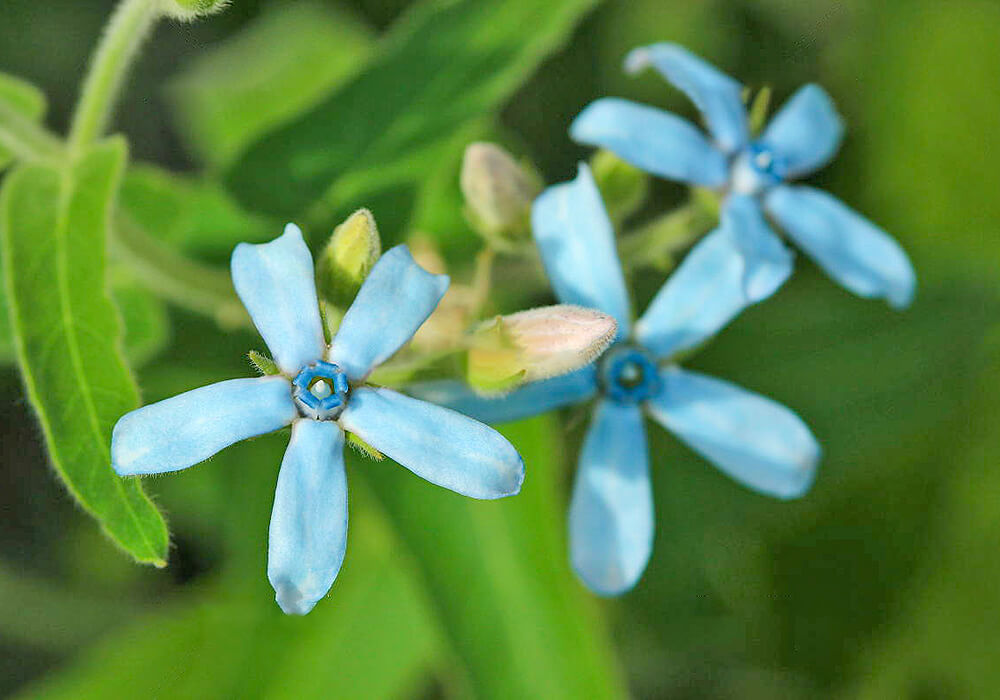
[362,415,627,699]
[167,1,375,168]
[0,71,46,170]
[224,0,600,220]
[0,138,169,566]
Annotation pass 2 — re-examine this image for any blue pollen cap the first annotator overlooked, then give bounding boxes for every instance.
[600,345,663,404]
[292,361,350,420]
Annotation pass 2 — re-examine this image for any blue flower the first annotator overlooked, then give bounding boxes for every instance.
[413,167,820,596]
[571,42,916,308]
[112,225,524,615]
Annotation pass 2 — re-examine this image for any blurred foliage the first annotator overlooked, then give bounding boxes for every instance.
[1,0,999,698]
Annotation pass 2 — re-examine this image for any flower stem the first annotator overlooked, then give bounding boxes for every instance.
[67,0,162,157]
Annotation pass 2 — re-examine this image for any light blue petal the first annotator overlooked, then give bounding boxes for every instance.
[569,399,653,596]
[112,376,297,476]
[339,387,524,499]
[231,223,326,375]
[571,98,728,188]
[625,42,748,153]
[406,367,598,425]
[329,245,449,380]
[725,194,794,303]
[646,367,819,499]
[268,419,347,616]
[760,84,844,178]
[635,197,790,359]
[532,164,631,336]
[765,185,916,309]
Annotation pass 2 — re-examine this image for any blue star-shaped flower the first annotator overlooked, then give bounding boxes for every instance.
[413,166,820,596]
[571,42,916,308]
[112,225,524,615]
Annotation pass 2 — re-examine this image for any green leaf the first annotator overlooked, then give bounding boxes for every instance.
[224,0,600,222]
[16,496,442,700]
[119,163,275,262]
[112,280,170,367]
[361,415,627,699]
[167,1,375,168]
[0,138,169,566]
[0,71,46,170]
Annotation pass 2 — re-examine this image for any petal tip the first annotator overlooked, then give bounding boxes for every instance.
[274,583,321,616]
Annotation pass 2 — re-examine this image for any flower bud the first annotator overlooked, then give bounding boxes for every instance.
[590,149,648,223]
[162,0,231,20]
[461,142,540,240]
[316,209,381,310]
[467,305,617,394]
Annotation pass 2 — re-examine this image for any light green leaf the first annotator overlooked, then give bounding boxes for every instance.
[0,138,169,566]
[224,0,601,223]
[362,415,627,699]
[167,1,375,168]
[119,163,275,261]
[0,71,46,170]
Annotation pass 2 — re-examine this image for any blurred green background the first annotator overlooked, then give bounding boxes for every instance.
[1,0,999,697]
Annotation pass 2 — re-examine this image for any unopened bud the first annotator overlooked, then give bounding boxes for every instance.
[162,0,231,20]
[467,305,617,394]
[461,142,540,239]
[317,209,381,310]
[590,149,648,223]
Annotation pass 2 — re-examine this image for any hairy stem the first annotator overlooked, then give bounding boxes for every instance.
[67,0,162,156]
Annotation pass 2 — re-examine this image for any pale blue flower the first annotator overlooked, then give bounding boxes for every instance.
[112,224,524,615]
[571,42,916,308]
[412,167,820,596]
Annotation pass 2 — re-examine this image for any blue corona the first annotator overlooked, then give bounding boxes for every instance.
[292,361,350,420]
[600,346,662,404]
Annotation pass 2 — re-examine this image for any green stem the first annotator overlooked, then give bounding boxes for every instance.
[112,213,249,328]
[67,0,162,156]
[619,199,716,271]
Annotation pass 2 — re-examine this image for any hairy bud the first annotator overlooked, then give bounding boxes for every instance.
[467,305,617,394]
[461,142,540,240]
[162,0,231,21]
[316,209,381,310]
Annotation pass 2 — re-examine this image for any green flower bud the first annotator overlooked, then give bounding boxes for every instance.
[466,305,617,395]
[162,0,230,21]
[316,208,382,310]
[461,142,540,241]
[590,149,649,223]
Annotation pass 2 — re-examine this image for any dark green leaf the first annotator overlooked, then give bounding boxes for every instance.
[224,0,600,222]
[167,1,375,168]
[361,415,627,699]
[0,139,169,565]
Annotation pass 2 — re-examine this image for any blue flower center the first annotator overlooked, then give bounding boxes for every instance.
[730,142,787,195]
[292,361,349,420]
[600,345,662,404]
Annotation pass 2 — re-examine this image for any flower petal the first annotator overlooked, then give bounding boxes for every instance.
[268,419,348,616]
[635,197,790,359]
[760,84,844,178]
[569,399,653,596]
[532,164,632,336]
[570,98,728,187]
[339,387,524,499]
[112,376,297,476]
[726,194,794,303]
[231,223,327,375]
[406,367,598,425]
[646,367,819,499]
[765,185,916,308]
[625,42,748,153]
[329,245,449,380]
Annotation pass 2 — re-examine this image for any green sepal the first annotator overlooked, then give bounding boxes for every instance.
[465,317,526,395]
[747,85,772,136]
[247,350,281,376]
[347,431,385,461]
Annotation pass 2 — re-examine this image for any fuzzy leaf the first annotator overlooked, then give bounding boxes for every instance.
[0,138,169,566]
